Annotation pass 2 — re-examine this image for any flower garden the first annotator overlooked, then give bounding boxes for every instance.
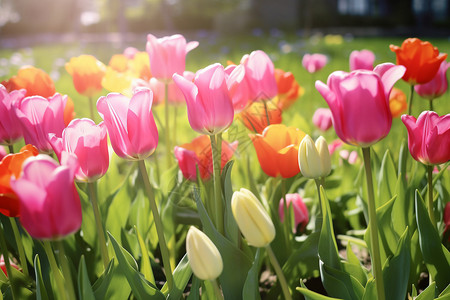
[0,32,449,300]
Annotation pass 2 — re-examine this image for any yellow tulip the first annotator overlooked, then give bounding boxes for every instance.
[298,135,331,179]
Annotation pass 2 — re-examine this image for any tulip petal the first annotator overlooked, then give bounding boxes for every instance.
[373,63,406,98]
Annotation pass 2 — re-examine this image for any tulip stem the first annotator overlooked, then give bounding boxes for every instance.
[8,144,14,154]
[88,181,110,270]
[88,96,95,121]
[0,222,17,300]
[55,240,76,300]
[427,165,436,228]
[262,100,271,126]
[429,99,434,111]
[210,134,224,234]
[164,82,172,168]
[9,218,28,277]
[408,85,414,116]
[137,160,174,290]
[211,279,224,300]
[42,241,67,300]
[266,245,292,300]
[281,178,291,242]
[362,147,385,300]
[314,178,324,232]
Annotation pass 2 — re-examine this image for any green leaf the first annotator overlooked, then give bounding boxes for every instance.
[222,160,239,247]
[320,262,365,300]
[376,150,397,207]
[297,281,343,300]
[92,259,130,300]
[34,255,49,300]
[162,254,192,300]
[416,282,436,300]
[283,231,320,280]
[108,232,165,300]
[78,256,96,300]
[361,278,376,300]
[186,276,201,300]
[135,226,155,285]
[438,284,450,298]
[342,243,367,287]
[193,188,252,300]
[242,248,263,300]
[415,190,450,292]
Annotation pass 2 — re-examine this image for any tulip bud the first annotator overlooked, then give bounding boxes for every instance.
[231,188,275,247]
[186,226,223,280]
[298,135,331,179]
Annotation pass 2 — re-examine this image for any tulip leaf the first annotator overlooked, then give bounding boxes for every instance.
[108,232,164,300]
[162,254,192,300]
[77,186,97,248]
[320,262,365,300]
[415,282,436,300]
[193,187,252,300]
[242,248,263,300]
[283,231,320,280]
[376,150,397,207]
[186,276,201,300]
[92,259,127,300]
[361,278,377,300]
[415,190,450,293]
[134,226,155,285]
[222,160,239,246]
[34,255,49,300]
[438,284,450,298]
[78,256,96,300]
[297,280,343,300]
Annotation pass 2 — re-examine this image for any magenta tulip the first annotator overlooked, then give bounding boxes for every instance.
[241,50,277,102]
[0,85,25,145]
[414,61,450,100]
[146,34,198,81]
[14,93,67,153]
[312,107,333,131]
[401,111,450,165]
[349,49,375,71]
[173,63,234,135]
[10,152,82,239]
[302,53,328,73]
[279,193,309,232]
[315,63,406,147]
[97,88,158,161]
[49,118,109,182]
[225,64,251,113]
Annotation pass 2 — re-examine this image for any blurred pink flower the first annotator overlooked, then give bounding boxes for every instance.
[97,89,158,161]
[0,146,6,160]
[414,61,450,100]
[123,47,139,59]
[312,107,333,131]
[302,53,328,73]
[349,49,375,71]
[339,149,359,164]
[0,85,25,146]
[0,255,20,277]
[279,193,309,233]
[328,139,344,155]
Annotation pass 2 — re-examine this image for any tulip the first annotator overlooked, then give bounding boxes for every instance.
[10,152,82,239]
[240,101,282,134]
[146,34,198,81]
[225,64,251,113]
[123,47,139,59]
[0,145,39,217]
[401,111,450,166]
[173,63,234,135]
[0,255,20,277]
[389,87,407,118]
[298,135,331,179]
[315,63,406,147]
[65,55,106,98]
[174,135,238,181]
[14,93,67,153]
[302,54,328,73]
[390,38,447,85]
[415,61,450,101]
[278,193,309,232]
[49,118,109,182]
[250,124,305,178]
[101,67,134,97]
[349,49,375,71]
[231,188,275,247]
[312,108,333,132]
[273,68,303,111]
[240,50,278,102]
[129,51,152,81]
[108,54,129,72]
[97,88,158,161]
[186,226,223,280]
[0,85,25,145]
[328,139,344,155]
[0,146,6,160]
[339,149,359,164]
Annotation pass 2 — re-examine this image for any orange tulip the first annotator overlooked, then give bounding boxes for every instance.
[108,54,129,72]
[65,55,106,97]
[250,124,306,178]
[0,144,39,217]
[240,101,282,134]
[389,87,407,118]
[390,38,447,85]
[273,69,303,110]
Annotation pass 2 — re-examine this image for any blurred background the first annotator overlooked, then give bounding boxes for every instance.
[1,0,449,48]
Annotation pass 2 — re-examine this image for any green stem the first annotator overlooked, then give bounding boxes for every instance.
[137,160,174,290]
[427,165,436,228]
[164,82,172,168]
[88,181,110,270]
[266,245,292,300]
[88,96,95,121]
[281,178,291,241]
[244,116,258,133]
[9,218,28,277]
[8,144,14,154]
[210,134,224,234]
[42,241,66,300]
[362,147,385,300]
[55,240,76,300]
[408,85,414,116]
[429,99,434,111]
[262,100,271,127]
[211,279,224,300]
[0,222,17,300]
[314,178,324,232]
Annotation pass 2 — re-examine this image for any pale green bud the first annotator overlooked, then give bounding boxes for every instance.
[298,135,331,179]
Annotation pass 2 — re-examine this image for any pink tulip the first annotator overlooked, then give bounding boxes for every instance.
[349,49,375,71]
[0,85,25,145]
[302,54,328,73]
[225,64,251,113]
[49,118,109,182]
[328,139,343,155]
[312,107,333,131]
[14,93,67,153]
[123,47,139,59]
[339,149,359,164]
[0,255,20,277]
[146,34,199,81]
[173,63,234,135]
[241,50,277,102]
[279,193,309,232]
[315,63,406,147]
[97,88,159,161]
[414,61,450,100]
[401,111,450,165]
[10,153,82,239]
